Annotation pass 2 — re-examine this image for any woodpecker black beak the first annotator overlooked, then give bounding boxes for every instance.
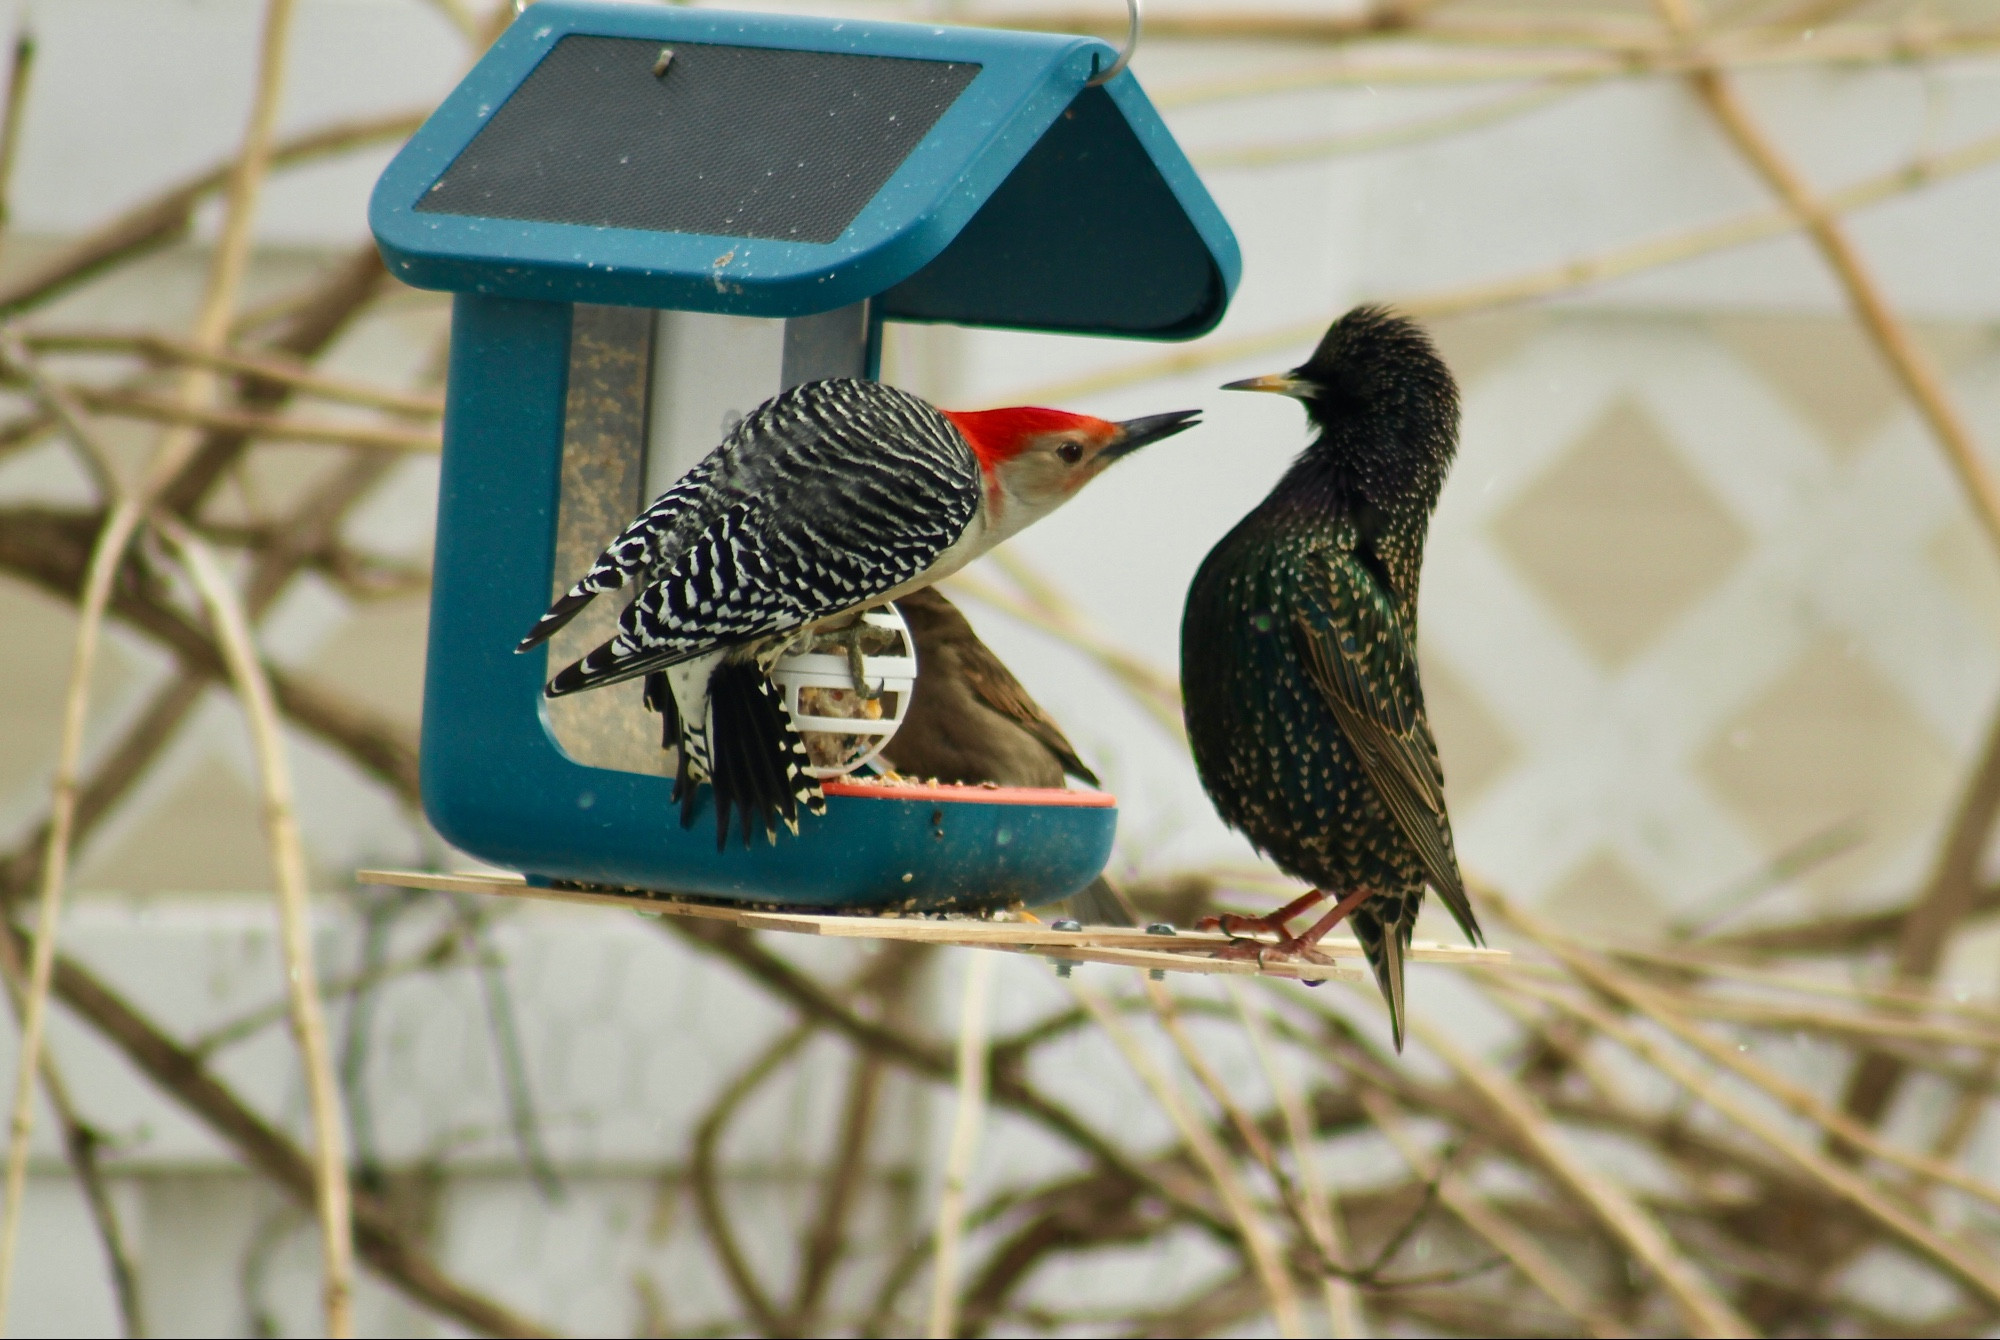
[1106,408,1201,459]
[1222,371,1317,399]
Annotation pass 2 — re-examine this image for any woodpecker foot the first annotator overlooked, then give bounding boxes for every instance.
[1202,886,1375,967]
[833,623,883,700]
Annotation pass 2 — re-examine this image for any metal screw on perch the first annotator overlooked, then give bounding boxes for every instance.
[1051,918,1081,976]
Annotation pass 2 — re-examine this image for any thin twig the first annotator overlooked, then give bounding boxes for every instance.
[1150,24,2000,106]
[25,330,445,417]
[991,121,2000,409]
[0,25,33,234]
[1071,980,1307,1338]
[1847,699,2000,1126]
[660,917,1207,1223]
[1493,966,2000,1309]
[1360,1088,1628,1338]
[1492,899,2000,1245]
[1197,76,1596,170]
[0,914,142,1338]
[690,1024,813,1335]
[0,496,141,1334]
[928,950,993,1339]
[190,932,456,1060]
[33,927,551,1336]
[0,107,423,320]
[1226,981,1364,1336]
[1659,0,2000,558]
[943,560,1185,739]
[0,307,350,1334]
[60,383,441,452]
[1407,1011,1754,1336]
[158,514,354,1336]
[447,896,562,1200]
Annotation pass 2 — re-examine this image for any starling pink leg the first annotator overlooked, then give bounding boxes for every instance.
[1197,888,1326,940]
[1208,885,1375,964]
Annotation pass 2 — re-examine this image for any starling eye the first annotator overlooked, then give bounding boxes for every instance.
[1057,440,1085,464]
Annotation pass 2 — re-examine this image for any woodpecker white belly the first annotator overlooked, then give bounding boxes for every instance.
[518,376,1199,845]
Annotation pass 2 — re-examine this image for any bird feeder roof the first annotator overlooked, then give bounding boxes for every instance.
[370,2,1239,339]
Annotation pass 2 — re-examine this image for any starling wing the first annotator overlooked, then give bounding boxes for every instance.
[1289,554,1481,944]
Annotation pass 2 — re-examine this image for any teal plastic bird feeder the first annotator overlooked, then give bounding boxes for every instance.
[370,0,1238,911]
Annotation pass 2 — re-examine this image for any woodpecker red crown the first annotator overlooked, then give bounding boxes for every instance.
[942,407,1115,472]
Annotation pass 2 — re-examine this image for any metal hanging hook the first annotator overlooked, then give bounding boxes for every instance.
[1085,0,1141,87]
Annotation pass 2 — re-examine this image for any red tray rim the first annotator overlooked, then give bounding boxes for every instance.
[823,780,1115,808]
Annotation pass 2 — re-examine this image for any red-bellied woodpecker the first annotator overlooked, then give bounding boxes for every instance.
[517,376,1199,845]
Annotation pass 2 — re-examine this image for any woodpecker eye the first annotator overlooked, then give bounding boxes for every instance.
[1057,440,1085,465]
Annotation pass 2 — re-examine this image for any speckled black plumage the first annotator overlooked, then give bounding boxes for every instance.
[1181,306,1482,1048]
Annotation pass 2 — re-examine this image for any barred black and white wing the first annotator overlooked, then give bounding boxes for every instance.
[516,451,723,652]
[543,379,981,696]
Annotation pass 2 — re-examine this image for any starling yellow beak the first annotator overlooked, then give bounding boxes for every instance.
[1222,371,1318,399]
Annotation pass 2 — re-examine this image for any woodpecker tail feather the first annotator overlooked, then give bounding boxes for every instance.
[643,671,679,750]
[548,639,658,696]
[704,662,822,849]
[516,587,598,653]
[518,453,722,654]
[675,747,701,830]
[1351,897,1414,1053]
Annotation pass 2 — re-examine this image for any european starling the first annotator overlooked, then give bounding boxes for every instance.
[880,587,1132,927]
[1180,306,1482,1048]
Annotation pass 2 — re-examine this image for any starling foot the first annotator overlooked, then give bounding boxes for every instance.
[1204,886,1375,965]
[1197,888,1328,941]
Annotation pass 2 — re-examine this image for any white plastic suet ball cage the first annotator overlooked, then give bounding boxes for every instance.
[769,605,916,777]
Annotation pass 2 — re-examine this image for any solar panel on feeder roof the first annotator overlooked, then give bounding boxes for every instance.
[417,36,979,245]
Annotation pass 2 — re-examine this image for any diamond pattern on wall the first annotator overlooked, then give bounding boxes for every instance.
[1711,315,1902,461]
[1926,517,2000,648]
[304,594,431,728]
[1427,310,1551,393]
[1698,636,1956,898]
[1420,651,1518,810]
[1541,849,1666,938]
[0,578,138,806]
[74,755,279,894]
[1488,395,1750,667]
